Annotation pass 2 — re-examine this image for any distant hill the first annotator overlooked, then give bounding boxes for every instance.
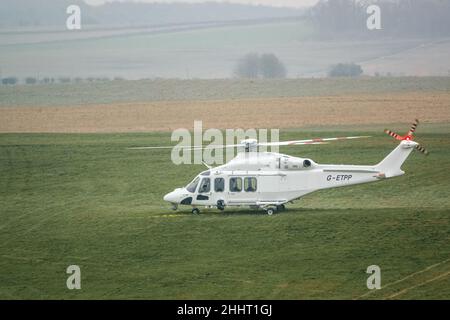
[0,0,305,28]
[308,0,450,38]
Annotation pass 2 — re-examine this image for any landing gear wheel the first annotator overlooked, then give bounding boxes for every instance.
[267,208,276,216]
[192,208,200,215]
[217,200,225,211]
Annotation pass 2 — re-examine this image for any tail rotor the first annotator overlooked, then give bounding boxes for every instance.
[384,119,429,156]
[384,129,403,141]
[415,144,429,156]
[407,119,419,136]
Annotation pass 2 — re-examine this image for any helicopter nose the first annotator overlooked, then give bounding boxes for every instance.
[163,191,178,203]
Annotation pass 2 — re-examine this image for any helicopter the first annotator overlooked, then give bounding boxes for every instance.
[133,120,428,215]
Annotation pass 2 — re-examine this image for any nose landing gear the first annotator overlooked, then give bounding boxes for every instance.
[191,208,200,215]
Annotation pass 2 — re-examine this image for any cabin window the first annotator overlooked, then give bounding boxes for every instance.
[199,178,210,193]
[186,177,200,193]
[244,177,257,192]
[229,177,242,192]
[214,178,225,192]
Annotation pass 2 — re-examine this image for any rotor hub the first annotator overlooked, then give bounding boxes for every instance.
[240,139,258,152]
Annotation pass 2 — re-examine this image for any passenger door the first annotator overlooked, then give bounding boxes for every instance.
[196,177,211,202]
[227,176,258,205]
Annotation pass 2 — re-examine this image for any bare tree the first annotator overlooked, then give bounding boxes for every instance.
[259,53,287,79]
[328,63,363,77]
[25,77,37,85]
[1,76,18,85]
[234,53,260,78]
[234,53,287,79]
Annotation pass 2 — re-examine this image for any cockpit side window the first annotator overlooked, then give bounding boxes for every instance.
[244,177,257,192]
[186,177,200,193]
[214,178,224,192]
[199,178,211,193]
[229,177,242,192]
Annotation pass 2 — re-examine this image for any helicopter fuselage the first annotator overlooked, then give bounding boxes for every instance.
[163,140,417,213]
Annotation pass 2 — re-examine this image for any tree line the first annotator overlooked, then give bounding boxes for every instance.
[0,76,125,86]
[234,53,287,79]
[234,53,365,78]
[309,0,450,38]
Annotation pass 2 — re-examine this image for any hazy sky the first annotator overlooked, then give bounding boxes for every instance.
[83,0,320,8]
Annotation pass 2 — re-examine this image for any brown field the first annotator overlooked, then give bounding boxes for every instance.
[0,92,449,133]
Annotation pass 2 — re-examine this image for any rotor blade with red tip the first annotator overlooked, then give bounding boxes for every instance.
[384,129,403,140]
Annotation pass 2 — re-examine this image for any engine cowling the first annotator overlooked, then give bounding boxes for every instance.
[281,157,315,170]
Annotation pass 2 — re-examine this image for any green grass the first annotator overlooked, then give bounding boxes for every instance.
[0,128,449,299]
[1,77,450,107]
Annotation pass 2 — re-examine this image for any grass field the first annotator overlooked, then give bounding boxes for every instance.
[1,126,449,299]
[1,78,450,134]
[2,92,450,133]
[1,77,450,108]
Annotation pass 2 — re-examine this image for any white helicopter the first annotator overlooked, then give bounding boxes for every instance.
[135,120,428,215]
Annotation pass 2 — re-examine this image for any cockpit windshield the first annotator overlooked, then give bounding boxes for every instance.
[186,176,200,193]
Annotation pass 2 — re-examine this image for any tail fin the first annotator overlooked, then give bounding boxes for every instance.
[375,140,417,177]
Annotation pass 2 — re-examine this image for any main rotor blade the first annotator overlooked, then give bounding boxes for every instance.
[128,144,242,151]
[129,136,369,150]
[259,135,370,147]
[129,146,179,150]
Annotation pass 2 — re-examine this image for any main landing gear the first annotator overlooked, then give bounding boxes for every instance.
[217,200,225,211]
[189,203,286,215]
[265,204,286,215]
